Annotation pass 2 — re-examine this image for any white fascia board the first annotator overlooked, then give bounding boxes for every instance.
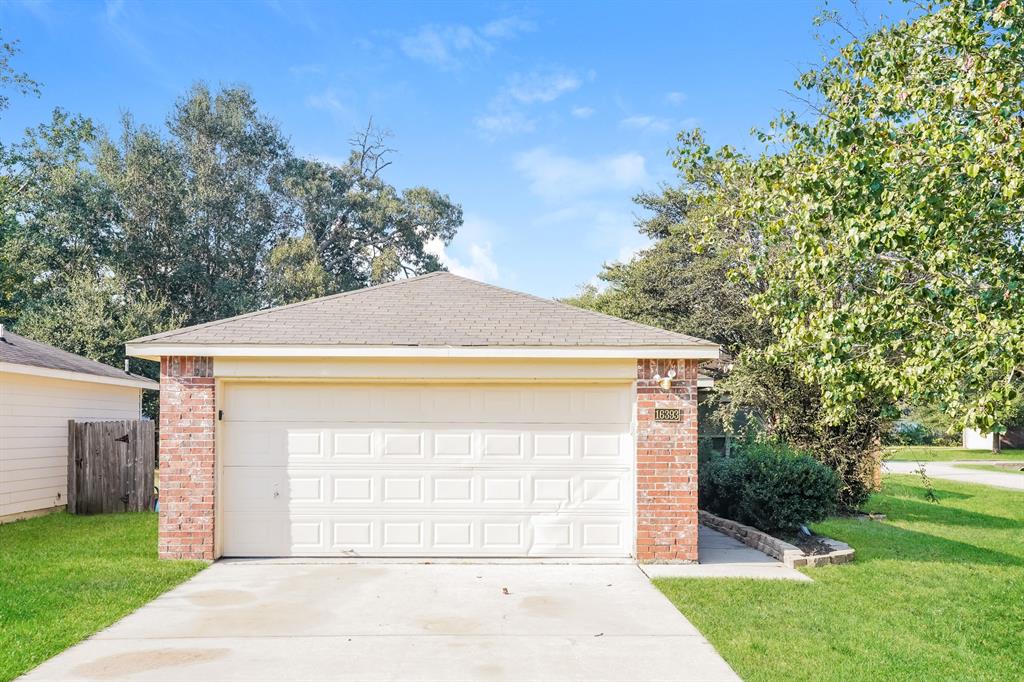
[126,343,722,362]
[0,362,159,390]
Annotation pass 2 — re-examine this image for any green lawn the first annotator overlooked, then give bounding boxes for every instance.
[885,445,1024,461]
[655,475,1024,681]
[955,463,1024,475]
[0,512,205,682]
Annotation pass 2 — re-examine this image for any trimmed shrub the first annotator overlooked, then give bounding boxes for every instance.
[700,442,840,534]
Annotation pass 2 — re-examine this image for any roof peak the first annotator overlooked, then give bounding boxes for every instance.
[128,271,718,354]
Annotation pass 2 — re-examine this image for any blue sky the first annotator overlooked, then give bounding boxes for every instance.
[0,0,890,298]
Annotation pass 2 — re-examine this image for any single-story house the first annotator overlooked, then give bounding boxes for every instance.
[0,327,158,522]
[963,426,1024,450]
[126,273,719,562]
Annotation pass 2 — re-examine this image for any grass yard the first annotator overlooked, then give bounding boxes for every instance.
[955,463,1024,475]
[885,445,1024,461]
[655,475,1024,681]
[0,512,205,682]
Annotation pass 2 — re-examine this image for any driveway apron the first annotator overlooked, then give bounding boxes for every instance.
[20,561,739,682]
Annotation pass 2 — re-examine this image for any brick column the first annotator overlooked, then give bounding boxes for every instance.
[159,356,216,560]
[635,359,699,563]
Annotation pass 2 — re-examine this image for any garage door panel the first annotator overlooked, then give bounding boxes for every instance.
[221,383,634,557]
[382,432,424,458]
[222,512,632,557]
[223,423,631,466]
[223,466,629,512]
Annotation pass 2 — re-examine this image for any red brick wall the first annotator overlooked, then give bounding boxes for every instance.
[635,359,700,562]
[159,356,216,560]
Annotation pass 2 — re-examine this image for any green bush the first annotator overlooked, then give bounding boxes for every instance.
[700,442,840,533]
[886,420,960,447]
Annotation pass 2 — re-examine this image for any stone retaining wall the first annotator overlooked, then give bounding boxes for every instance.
[699,510,855,568]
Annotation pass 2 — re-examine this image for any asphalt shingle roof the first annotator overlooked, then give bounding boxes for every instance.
[0,328,158,386]
[130,272,715,349]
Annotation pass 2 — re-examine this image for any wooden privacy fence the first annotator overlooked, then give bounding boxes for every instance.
[67,420,155,514]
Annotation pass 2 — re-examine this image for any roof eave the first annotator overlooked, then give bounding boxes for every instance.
[0,361,159,390]
[126,342,722,362]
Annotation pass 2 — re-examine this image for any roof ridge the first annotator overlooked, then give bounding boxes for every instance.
[126,270,719,350]
[440,273,705,343]
[130,271,447,344]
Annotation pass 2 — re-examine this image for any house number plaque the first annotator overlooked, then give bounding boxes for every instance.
[654,408,681,422]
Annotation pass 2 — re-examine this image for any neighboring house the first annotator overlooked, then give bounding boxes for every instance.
[0,327,159,522]
[126,272,720,562]
[963,427,1024,450]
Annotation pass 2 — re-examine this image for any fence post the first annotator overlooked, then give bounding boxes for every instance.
[67,420,77,512]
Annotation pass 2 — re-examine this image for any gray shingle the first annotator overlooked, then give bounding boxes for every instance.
[129,272,716,349]
[1,329,158,385]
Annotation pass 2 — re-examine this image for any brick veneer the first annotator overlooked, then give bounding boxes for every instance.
[159,356,216,560]
[635,359,700,562]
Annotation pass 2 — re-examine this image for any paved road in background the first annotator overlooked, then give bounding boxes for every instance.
[885,461,1024,492]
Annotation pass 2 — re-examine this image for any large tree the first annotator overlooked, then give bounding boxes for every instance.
[96,84,289,323]
[279,123,462,292]
[1,79,463,420]
[94,92,462,323]
[681,0,1024,434]
[567,148,886,507]
[0,33,41,323]
[566,183,770,357]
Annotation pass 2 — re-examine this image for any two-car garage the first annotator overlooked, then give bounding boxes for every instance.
[219,381,635,557]
[128,272,716,562]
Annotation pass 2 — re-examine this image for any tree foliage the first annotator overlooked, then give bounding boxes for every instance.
[264,234,330,306]
[14,273,179,415]
[280,123,461,291]
[0,76,463,418]
[0,33,38,113]
[678,0,1024,433]
[96,85,289,323]
[568,146,885,507]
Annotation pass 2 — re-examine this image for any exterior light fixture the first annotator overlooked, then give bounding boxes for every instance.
[652,368,676,390]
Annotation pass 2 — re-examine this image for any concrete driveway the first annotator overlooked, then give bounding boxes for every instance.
[21,561,738,682]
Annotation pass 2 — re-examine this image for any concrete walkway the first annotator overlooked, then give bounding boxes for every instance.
[20,561,739,682]
[885,460,1024,491]
[642,526,810,582]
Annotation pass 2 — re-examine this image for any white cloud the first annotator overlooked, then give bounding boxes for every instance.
[451,242,500,282]
[481,16,535,39]
[475,111,535,136]
[289,63,327,77]
[666,91,687,106]
[619,115,672,133]
[400,24,488,69]
[426,220,501,284]
[400,16,532,70]
[536,204,652,271]
[305,88,350,118]
[571,106,595,119]
[507,70,581,104]
[105,0,124,21]
[514,148,648,200]
[475,68,583,138]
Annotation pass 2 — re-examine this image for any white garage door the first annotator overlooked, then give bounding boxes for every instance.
[220,382,634,557]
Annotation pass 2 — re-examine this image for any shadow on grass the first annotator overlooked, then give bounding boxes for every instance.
[881,479,974,501]
[820,519,1024,567]
[877,497,1021,531]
